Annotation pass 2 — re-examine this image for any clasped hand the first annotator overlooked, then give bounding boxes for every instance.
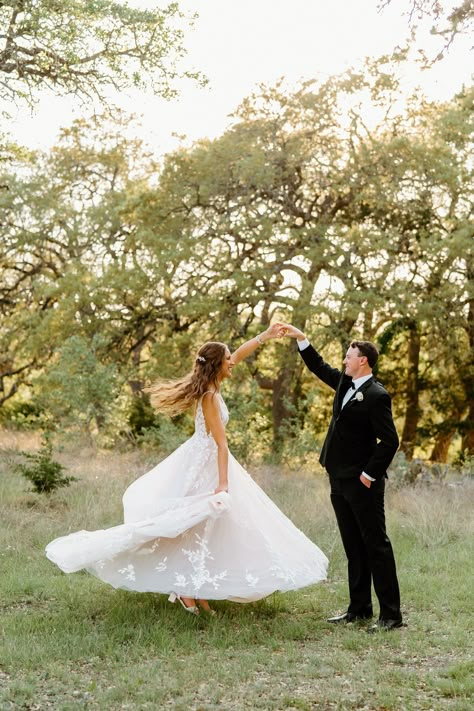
[265,322,304,340]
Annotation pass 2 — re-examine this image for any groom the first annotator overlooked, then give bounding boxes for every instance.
[283,325,402,632]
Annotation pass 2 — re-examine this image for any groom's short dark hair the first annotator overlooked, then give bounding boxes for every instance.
[351,341,379,368]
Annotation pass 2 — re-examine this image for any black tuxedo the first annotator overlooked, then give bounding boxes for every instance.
[299,344,402,622]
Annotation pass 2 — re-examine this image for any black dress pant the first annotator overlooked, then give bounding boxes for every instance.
[329,475,401,621]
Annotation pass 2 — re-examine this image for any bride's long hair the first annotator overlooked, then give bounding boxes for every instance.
[147,341,227,416]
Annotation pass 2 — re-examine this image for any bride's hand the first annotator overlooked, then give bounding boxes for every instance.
[214,485,228,495]
[264,322,287,340]
[280,323,306,340]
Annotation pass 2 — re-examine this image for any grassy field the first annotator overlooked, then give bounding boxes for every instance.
[0,431,473,710]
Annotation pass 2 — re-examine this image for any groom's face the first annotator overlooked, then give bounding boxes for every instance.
[343,346,366,378]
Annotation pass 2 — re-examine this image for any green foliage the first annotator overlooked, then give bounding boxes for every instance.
[388,451,449,487]
[0,399,46,430]
[0,64,472,462]
[13,433,77,494]
[138,413,193,455]
[127,395,158,437]
[452,450,474,474]
[0,0,204,107]
[380,0,474,61]
[36,335,121,433]
[223,378,273,463]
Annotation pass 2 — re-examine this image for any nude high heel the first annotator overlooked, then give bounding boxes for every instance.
[196,599,217,616]
[168,593,199,615]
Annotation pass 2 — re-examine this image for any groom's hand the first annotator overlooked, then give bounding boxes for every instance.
[265,322,287,339]
[280,323,306,340]
[360,474,371,488]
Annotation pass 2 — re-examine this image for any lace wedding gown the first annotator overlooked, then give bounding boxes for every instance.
[46,394,328,602]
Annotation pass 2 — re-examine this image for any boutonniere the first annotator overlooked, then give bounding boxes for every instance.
[355,392,364,402]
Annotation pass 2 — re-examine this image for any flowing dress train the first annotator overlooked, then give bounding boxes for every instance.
[46,394,328,602]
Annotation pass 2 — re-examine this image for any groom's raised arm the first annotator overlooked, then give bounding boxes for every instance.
[299,344,343,392]
[283,325,342,392]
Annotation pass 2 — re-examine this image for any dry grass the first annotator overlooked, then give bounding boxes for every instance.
[393,482,474,547]
[0,430,473,710]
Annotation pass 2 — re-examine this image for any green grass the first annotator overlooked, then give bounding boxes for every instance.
[0,432,473,710]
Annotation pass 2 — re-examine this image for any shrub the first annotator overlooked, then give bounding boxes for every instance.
[0,399,47,430]
[138,413,192,454]
[128,394,158,436]
[14,433,77,494]
[388,451,449,487]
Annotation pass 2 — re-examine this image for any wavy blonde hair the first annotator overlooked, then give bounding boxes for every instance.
[147,342,227,416]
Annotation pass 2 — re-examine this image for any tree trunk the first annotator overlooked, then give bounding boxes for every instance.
[461,262,474,455]
[461,402,474,456]
[400,320,421,459]
[271,358,300,454]
[430,430,454,463]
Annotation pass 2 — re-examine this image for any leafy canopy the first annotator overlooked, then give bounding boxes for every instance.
[0,0,205,106]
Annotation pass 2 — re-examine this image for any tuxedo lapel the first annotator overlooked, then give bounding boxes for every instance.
[334,376,353,415]
[334,388,344,415]
[343,376,374,411]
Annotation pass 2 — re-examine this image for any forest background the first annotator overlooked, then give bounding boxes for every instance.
[0,0,473,468]
[1,3,473,708]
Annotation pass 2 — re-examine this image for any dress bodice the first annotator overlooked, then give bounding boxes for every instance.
[194,393,229,439]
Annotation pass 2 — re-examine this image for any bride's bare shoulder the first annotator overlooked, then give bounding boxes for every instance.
[201,391,220,408]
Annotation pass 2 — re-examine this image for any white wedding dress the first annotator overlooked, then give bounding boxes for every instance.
[46,394,328,602]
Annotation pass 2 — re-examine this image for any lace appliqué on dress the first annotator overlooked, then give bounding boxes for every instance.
[118,564,136,581]
[175,521,228,594]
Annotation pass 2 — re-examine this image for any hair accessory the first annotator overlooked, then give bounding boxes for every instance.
[197,355,206,363]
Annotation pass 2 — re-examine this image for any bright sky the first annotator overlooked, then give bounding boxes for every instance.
[7,0,473,156]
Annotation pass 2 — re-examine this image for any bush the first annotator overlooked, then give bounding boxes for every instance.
[387,450,474,488]
[127,394,158,436]
[453,449,474,476]
[14,433,77,494]
[137,413,192,454]
[0,399,47,430]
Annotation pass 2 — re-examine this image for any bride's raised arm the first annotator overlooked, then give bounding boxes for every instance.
[230,323,285,365]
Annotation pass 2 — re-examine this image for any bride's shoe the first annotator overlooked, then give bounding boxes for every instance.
[196,599,217,617]
[168,593,199,615]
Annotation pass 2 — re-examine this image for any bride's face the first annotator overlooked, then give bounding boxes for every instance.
[219,347,234,379]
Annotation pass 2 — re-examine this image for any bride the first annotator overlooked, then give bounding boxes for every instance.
[46,325,328,615]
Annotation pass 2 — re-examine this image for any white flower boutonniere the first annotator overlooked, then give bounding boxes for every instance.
[355,391,364,402]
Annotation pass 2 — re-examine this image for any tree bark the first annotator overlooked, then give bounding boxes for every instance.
[430,430,454,462]
[461,262,474,455]
[461,404,474,456]
[400,320,421,459]
[271,359,301,453]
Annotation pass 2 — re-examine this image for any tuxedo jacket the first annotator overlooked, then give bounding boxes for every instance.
[299,345,399,480]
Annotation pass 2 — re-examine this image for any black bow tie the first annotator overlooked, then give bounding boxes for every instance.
[350,383,356,389]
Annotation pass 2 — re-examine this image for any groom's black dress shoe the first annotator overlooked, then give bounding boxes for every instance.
[367,618,403,633]
[327,612,372,624]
